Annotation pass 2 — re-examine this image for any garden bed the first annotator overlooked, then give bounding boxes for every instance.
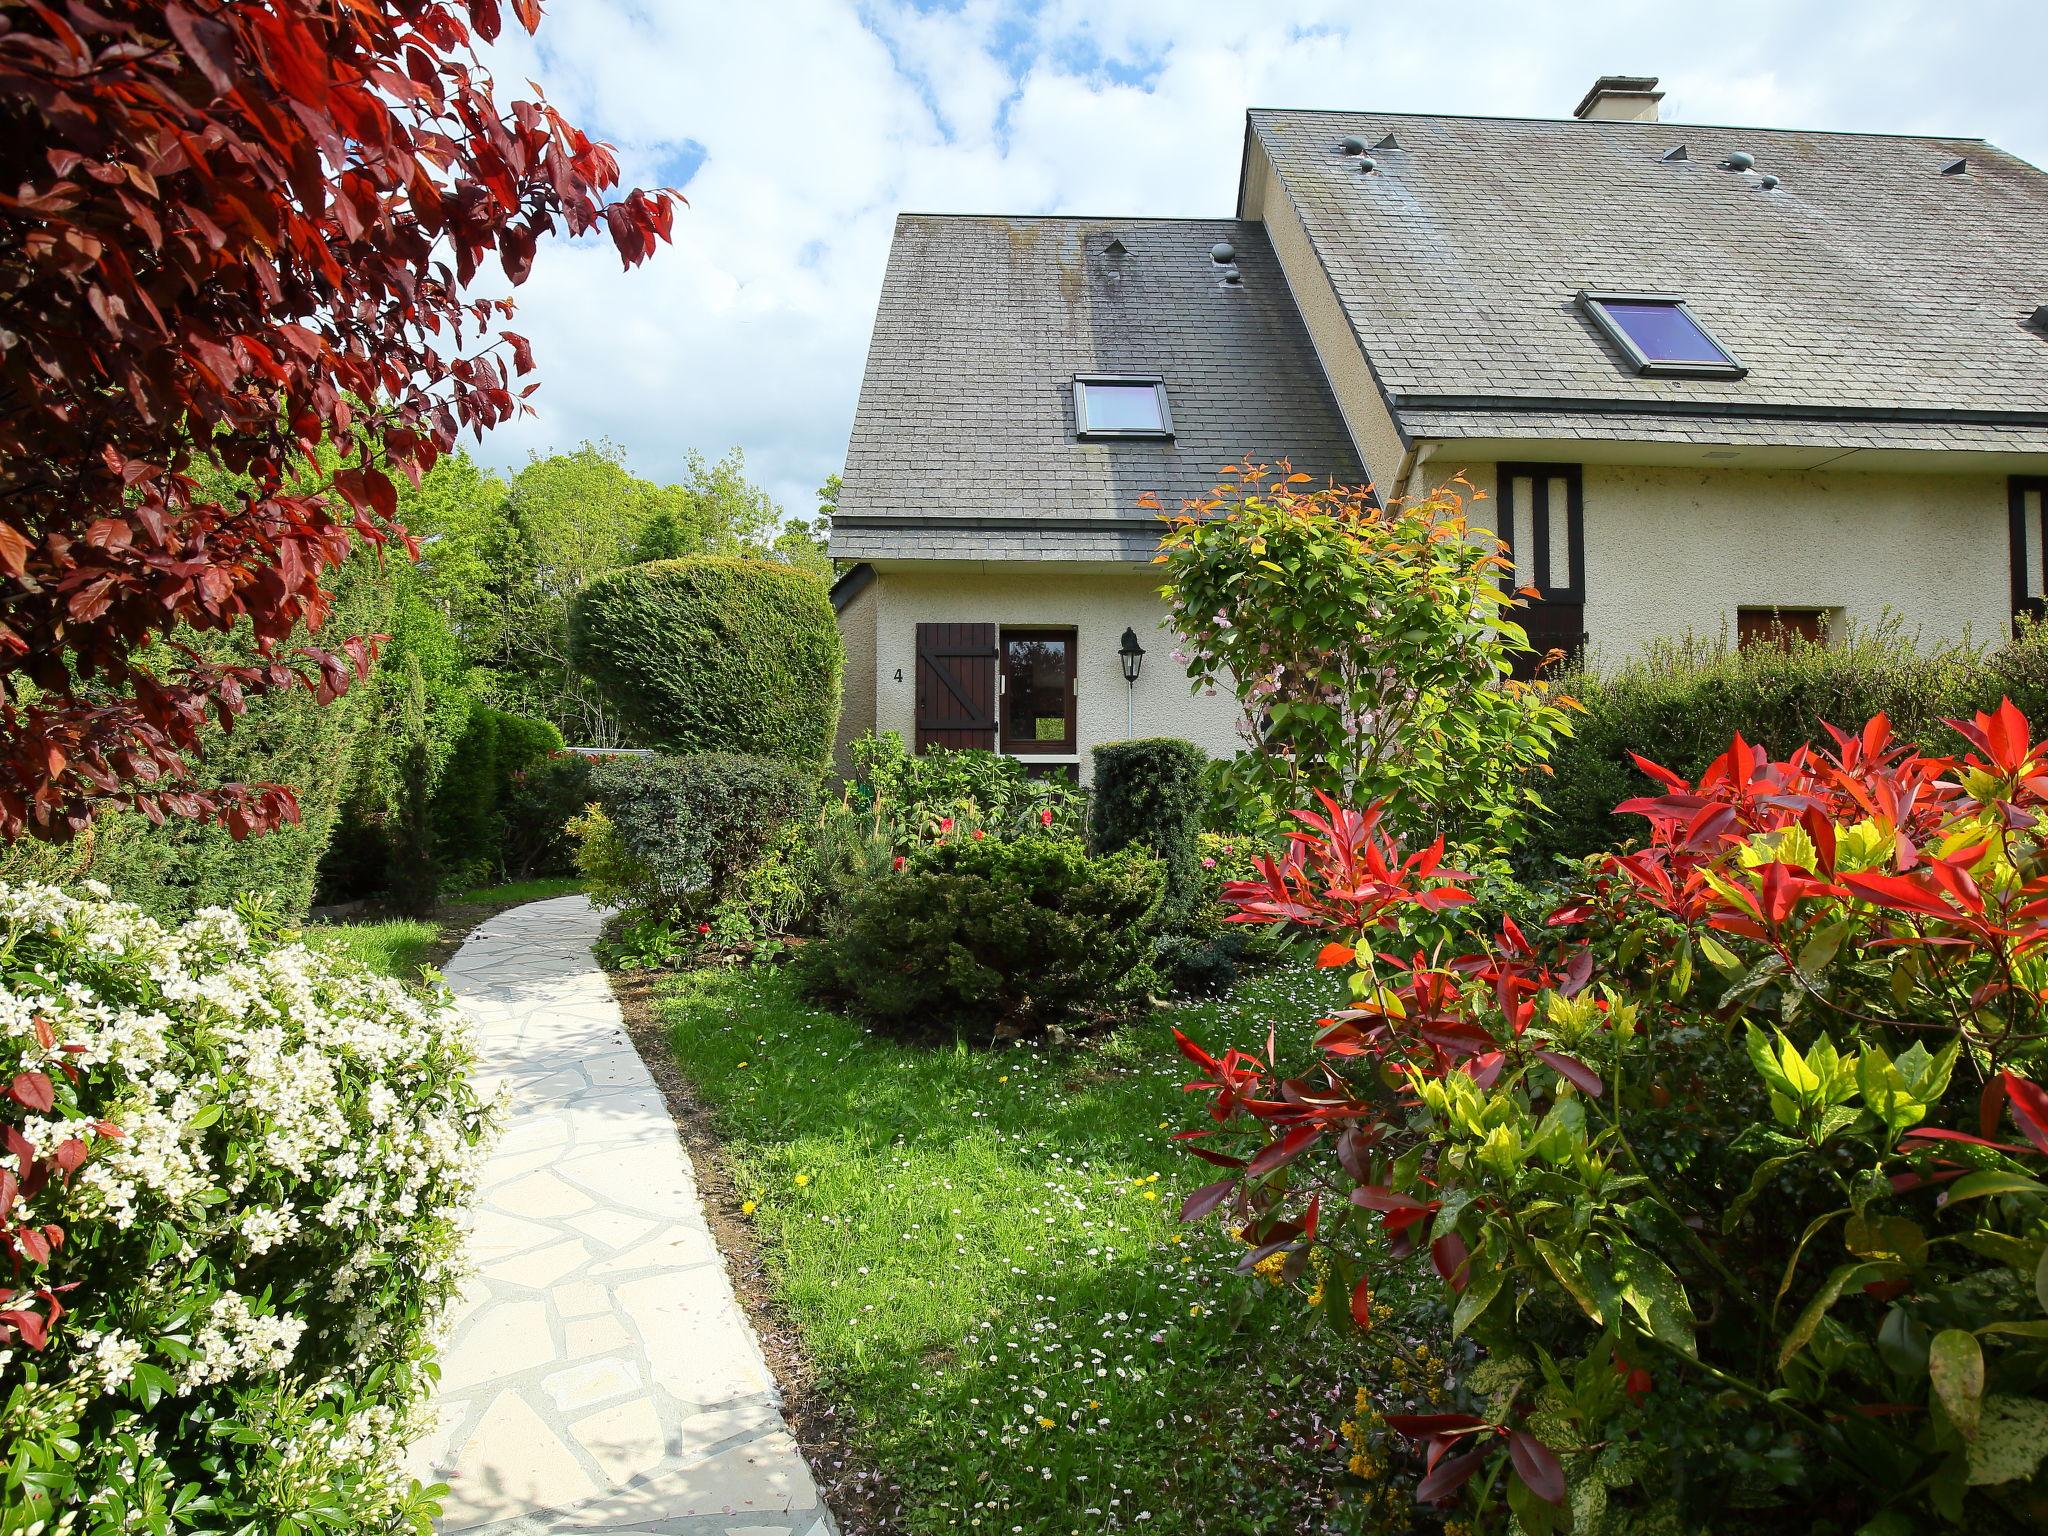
[613,958,1414,1536]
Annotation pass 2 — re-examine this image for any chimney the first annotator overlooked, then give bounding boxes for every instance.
[1573,75,1663,123]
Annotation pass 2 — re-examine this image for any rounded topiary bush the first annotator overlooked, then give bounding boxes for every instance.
[570,557,842,765]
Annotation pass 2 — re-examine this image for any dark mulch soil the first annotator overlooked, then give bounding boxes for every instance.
[606,968,897,1536]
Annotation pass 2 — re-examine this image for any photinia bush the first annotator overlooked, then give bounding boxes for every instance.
[0,0,680,841]
[0,881,496,1528]
[1152,465,1575,848]
[1169,703,2048,1533]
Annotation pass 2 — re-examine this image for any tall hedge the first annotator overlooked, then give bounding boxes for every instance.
[589,751,819,915]
[570,557,842,765]
[1524,624,2048,869]
[1090,738,1207,926]
[0,556,395,921]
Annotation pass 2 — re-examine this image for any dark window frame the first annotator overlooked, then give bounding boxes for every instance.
[1738,607,1831,651]
[1578,291,1747,379]
[1497,463,1588,680]
[998,626,1078,755]
[1073,374,1174,440]
[2009,476,2048,630]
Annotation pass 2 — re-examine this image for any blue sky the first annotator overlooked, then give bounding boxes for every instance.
[476,0,2048,519]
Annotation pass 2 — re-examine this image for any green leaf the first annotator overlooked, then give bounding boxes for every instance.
[1977,1320,2048,1339]
[1724,1154,1800,1232]
[1698,932,1743,976]
[1967,1397,2048,1485]
[1778,1261,1871,1373]
[2038,1246,2048,1315]
[1945,1171,2048,1203]
[1796,919,1852,978]
[1929,1329,1984,1439]
[1533,1238,1604,1324]
[1453,1260,1506,1338]
[1608,1239,1696,1357]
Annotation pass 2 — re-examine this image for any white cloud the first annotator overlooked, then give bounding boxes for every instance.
[469,0,2048,520]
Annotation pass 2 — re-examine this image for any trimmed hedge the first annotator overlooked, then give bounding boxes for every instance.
[431,704,564,888]
[1089,738,1207,927]
[794,836,1164,1035]
[589,751,819,916]
[1525,623,2048,868]
[570,556,842,765]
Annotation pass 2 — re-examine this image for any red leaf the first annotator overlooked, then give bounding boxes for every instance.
[1245,1123,1322,1177]
[1350,1275,1373,1328]
[1179,1178,1236,1223]
[1534,1050,1604,1098]
[6,1072,54,1113]
[2002,1072,2048,1157]
[1385,1412,1488,1437]
[1507,1429,1566,1505]
[1431,1231,1471,1292]
[1316,943,1356,969]
[1415,1446,1490,1504]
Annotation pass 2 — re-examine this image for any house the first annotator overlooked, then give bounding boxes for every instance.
[830,75,2048,777]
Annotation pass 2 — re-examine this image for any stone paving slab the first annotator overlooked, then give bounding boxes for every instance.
[409,895,834,1536]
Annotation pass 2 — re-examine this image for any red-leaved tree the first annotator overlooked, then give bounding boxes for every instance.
[0,0,681,841]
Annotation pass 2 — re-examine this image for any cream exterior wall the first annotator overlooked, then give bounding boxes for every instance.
[833,578,879,772]
[1443,460,2012,662]
[1243,138,1407,491]
[860,565,1245,779]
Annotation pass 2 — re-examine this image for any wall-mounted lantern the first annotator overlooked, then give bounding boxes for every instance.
[1118,627,1145,735]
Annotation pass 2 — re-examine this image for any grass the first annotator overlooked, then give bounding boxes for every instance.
[302,917,438,980]
[659,960,1380,1536]
[442,875,584,906]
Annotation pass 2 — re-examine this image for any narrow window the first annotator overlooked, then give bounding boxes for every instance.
[1000,628,1077,754]
[2010,476,2048,629]
[1579,292,1745,378]
[1074,375,1173,439]
[1497,463,1587,681]
[1738,608,1830,650]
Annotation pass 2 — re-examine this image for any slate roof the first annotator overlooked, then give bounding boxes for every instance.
[831,215,1367,564]
[1248,109,2048,453]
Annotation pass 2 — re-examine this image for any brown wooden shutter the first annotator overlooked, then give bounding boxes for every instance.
[914,623,997,752]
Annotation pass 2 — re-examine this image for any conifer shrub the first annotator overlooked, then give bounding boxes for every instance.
[796,837,1164,1035]
[1090,738,1208,926]
[570,557,842,766]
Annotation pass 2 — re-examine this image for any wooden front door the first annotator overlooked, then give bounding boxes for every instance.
[914,622,997,752]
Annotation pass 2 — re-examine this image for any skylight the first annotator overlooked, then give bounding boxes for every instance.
[1074,375,1173,439]
[1579,292,1746,378]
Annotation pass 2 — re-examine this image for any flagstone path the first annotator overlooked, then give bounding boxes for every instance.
[407,894,833,1536]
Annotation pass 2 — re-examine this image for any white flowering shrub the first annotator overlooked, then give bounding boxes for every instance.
[0,882,496,1533]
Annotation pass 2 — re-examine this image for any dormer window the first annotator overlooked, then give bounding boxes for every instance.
[1074,375,1173,439]
[1579,292,1746,378]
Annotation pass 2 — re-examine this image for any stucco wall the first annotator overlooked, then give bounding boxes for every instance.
[862,565,1245,778]
[1247,139,1407,492]
[1444,460,2012,662]
[832,578,879,773]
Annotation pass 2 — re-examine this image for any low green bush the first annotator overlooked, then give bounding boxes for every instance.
[501,753,594,880]
[1090,738,1207,926]
[570,557,842,765]
[588,752,818,920]
[431,704,565,890]
[795,836,1164,1035]
[0,882,493,1529]
[1526,622,2048,869]
[850,731,1085,843]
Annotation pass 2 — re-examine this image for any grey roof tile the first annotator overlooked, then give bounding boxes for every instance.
[831,215,1366,562]
[1251,109,2048,450]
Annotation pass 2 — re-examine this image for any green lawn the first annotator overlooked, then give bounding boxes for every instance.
[443,875,585,906]
[302,916,438,980]
[658,961,1368,1536]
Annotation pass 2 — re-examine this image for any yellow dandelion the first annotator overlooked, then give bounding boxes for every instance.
[737,1061,748,1069]
[999,1075,1009,1083]
[794,1173,810,1187]
[1036,1416,1055,1429]
[1087,1400,1100,1410]
[741,1200,757,1216]
[1142,1189,1159,1201]
[1189,1303,1203,1316]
